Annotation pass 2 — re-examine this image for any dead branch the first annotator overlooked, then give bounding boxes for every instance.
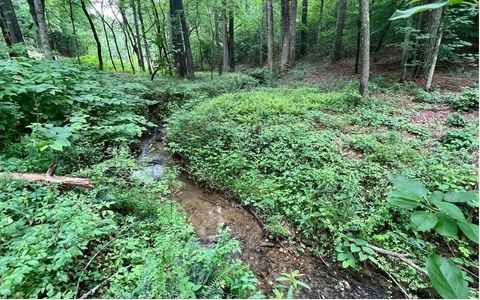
[80,264,132,299]
[367,243,427,275]
[0,173,93,188]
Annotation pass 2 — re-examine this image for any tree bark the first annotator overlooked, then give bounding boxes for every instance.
[266,0,274,72]
[425,12,443,91]
[32,0,52,59]
[221,0,231,72]
[68,0,81,63]
[332,0,346,61]
[137,0,152,74]
[359,0,370,97]
[228,9,235,71]
[213,0,222,74]
[99,1,116,71]
[131,0,145,72]
[1,173,93,188]
[280,0,296,71]
[0,0,24,46]
[316,0,324,51]
[299,0,308,57]
[169,0,194,78]
[80,0,103,70]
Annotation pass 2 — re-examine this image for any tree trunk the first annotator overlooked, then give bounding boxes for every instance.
[131,0,145,72]
[68,0,80,63]
[169,0,194,78]
[100,4,116,71]
[80,0,103,70]
[213,0,222,74]
[0,0,24,46]
[228,10,235,71]
[400,17,412,82]
[359,0,370,97]
[137,0,152,74]
[32,0,52,59]
[425,12,443,91]
[316,0,324,51]
[266,0,274,72]
[221,0,231,72]
[280,0,296,71]
[355,18,360,74]
[332,0,346,61]
[414,5,443,83]
[299,0,308,57]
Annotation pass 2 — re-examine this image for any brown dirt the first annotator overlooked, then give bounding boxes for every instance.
[175,175,398,299]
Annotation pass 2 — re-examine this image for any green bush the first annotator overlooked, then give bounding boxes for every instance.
[452,87,479,111]
[446,113,469,127]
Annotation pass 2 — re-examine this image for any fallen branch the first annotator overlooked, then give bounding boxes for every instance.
[367,243,427,275]
[80,264,132,299]
[0,173,93,188]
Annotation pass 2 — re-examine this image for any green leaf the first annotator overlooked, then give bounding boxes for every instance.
[444,191,478,203]
[350,244,361,252]
[458,222,479,244]
[429,191,444,202]
[358,252,368,261]
[410,211,438,231]
[434,214,458,238]
[49,142,64,151]
[389,175,427,197]
[354,239,367,246]
[362,246,376,255]
[426,254,469,299]
[433,201,466,222]
[387,190,423,209]
[389,1,449,21]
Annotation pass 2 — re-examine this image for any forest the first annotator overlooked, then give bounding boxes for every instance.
[0,0,478,298]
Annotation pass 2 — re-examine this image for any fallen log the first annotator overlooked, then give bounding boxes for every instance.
[0,173,93,188]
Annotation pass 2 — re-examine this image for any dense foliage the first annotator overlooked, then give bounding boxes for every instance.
[165,83,479,297]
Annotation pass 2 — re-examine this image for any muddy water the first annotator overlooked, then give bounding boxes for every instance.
[138,133,398,299]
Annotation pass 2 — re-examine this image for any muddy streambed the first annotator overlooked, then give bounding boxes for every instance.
[137,132,399,299]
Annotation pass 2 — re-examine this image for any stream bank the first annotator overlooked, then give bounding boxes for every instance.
[137,131,399,299]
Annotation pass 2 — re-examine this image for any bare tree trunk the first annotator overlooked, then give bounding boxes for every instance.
[221,0,231,72]
[229,10,234,71]
[131,0,145,72]
[115,9,135,73]
[355,18,360,74]
[280,0,296,71]
[266,0,274,72]
[99,2,116,71]
[68,0,80,63]
[332,0,346,61]
[137,0,152,74]
[0,0,24,46]
[400,17,412,82]
[299,0,308,57]
[213,0,222,74]
[33,0,52,59]
[425,12,443,91]
[169,0,194,78]
[359,0,370,97]
[80,0,103,70]
[316,0,324,51]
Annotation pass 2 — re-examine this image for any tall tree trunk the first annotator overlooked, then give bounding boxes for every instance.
[109,21,125,72]
[221,0,231,72]
[316,0,324,51]
[131,0,145,71]
[359,0,370,97]
[169,0,194,78]
[137,0,152,74]
[99,2,116,71]
[355,18,360,74]
[228,9,235,71]
[400,17,412,82]
[0,0,24,46]
[425,11,443,91]
[299,0,308,57]
[288,0,297,66]
[414,5,443,85]
[259,0,265,66]
[266,0,274,72]
[332,0,346,61]
[280,0,296,71]
[68,0,80,63]
[32,0,52,59]
[213,0,222,74]
[80,0,103,70]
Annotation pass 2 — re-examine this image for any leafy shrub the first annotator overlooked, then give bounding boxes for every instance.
[446,113,469,127]
[452,87,479,111]
[414,89,440,103]
[441,126,477,149]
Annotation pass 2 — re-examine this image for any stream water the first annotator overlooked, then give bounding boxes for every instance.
[137,131,399,299]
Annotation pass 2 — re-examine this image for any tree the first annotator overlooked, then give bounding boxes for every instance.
[332,0,346,61]
[80,0,103,70]
[137,0,152,74]
[131,0,145,72]
[266,0,274,72]
[222,0,234,72]
[299,0,308,57]
[169,0,194,78]
[280,0,297,71]
[0,0,24,47]
[359,0,370,97]
[32,0,52,59]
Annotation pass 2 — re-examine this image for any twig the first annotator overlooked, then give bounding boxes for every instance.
[80,264,132,299]
[367,243,427,275]
[383,267,411,298]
